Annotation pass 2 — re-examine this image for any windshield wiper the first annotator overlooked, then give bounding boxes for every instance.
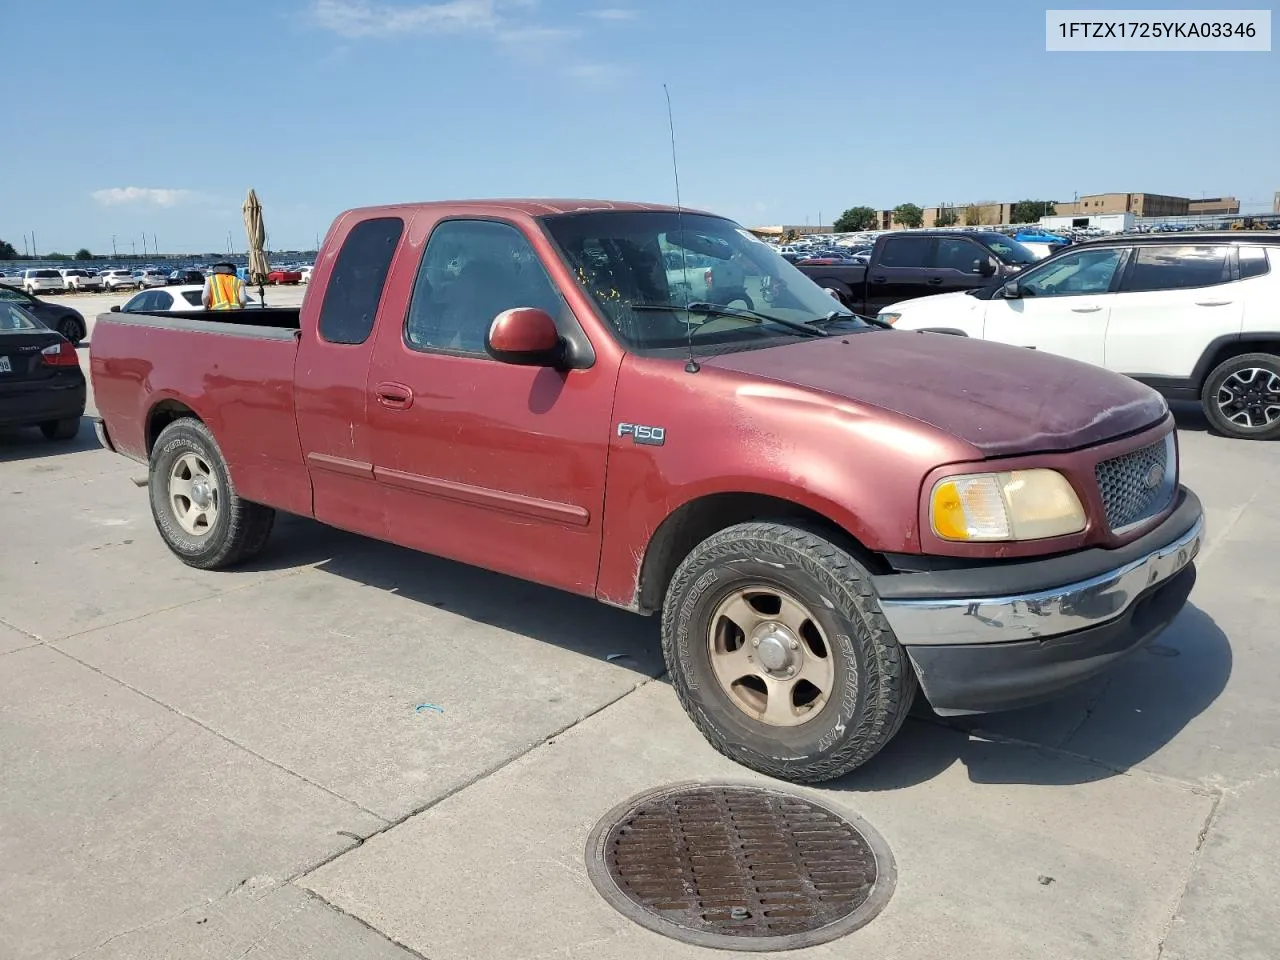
[812,310,894,330]
[630,301,828,338]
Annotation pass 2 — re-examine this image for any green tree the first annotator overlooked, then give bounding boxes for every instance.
[833,206,878,232]
[45,252,72,261]
[75,247,92,260]
[0,239,18,260]
[935,206,959,227]
[1011,200,1057,223]
[892,203,924,229]
[963,204,985,226]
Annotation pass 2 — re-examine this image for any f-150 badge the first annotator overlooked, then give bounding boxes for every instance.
[617,422,666,446]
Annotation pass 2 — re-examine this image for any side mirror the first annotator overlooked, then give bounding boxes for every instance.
[110,305,121,312]
[976,256,997,277]
[1001,279,1022,299]
[486,307,564,368]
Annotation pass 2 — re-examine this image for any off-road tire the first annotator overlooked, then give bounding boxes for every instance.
[148,418,275,569]
[661,521,916,783]
[40,417,81,441]
[1201,352,1280,440]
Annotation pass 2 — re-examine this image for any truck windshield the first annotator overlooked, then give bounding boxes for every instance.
[979,235,1038,265]
[541,210,865,353]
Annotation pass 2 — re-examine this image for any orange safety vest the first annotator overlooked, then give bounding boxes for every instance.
[207,273,243,310]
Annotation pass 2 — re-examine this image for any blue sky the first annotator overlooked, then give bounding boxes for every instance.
[3,0,1277,254]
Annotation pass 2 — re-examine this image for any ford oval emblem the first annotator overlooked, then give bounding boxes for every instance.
[1145,463,1165,489]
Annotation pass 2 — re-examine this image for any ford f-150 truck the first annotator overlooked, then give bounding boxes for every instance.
[800,229,1039,315]
[90,199,1204,783]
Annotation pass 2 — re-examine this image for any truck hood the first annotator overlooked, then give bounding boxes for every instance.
[703,329,1168,457]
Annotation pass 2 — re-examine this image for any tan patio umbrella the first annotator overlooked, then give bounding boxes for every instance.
[243,188,270,303]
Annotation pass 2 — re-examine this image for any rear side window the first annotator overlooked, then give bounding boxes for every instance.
[318,216,405,345]
[1123,245,1231,293]
[878,236,931,268]
[1239,246,1271,280]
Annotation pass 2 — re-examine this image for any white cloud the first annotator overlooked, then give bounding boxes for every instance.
[91,187,200,208]
[586,8,636,20]
[311,0,498,38]
[565,62,626,81]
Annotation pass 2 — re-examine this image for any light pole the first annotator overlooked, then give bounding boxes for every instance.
[112,235,118,257]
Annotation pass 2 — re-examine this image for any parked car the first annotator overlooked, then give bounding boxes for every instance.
[299,265,314,283]
[115,286,208,313]
[0,284,88,344]
[100,270,138,292]
[882,233,1280,440]
[60,268,105,292]
[90,198,1203,784]
[167,269,206,286]
[663,248,751,307]
[0,300,86,440]
[797,231,1039,315]
[267,267,303,285]
[133,269,168,289]
[19,268,67,295]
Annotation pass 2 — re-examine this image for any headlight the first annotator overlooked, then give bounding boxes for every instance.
[878,312,901,325]
[930,469,1085,542]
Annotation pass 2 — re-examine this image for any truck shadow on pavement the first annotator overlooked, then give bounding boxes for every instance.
[1169,400,1211,433]
[834,603,1231,790]
[0,418,101,463]
[248,514,1231,791]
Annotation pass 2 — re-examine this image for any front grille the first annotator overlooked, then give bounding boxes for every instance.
[1095,433,1176,533]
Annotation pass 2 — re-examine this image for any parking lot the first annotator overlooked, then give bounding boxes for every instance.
[2,301,1277,959]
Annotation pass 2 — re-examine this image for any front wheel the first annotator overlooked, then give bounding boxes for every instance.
[1201,353,1280,440]
[661,522,916,783]
[148,418,275,569]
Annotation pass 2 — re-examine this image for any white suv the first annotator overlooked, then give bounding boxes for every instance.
[881,234,1280,440]
[20,268,67,295]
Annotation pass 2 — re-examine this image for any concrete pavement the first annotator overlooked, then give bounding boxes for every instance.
[1,352,1276,959]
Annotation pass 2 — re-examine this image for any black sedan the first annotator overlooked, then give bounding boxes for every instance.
[0,302,86,441]
[168,268,206,286]
[0,284,88,345]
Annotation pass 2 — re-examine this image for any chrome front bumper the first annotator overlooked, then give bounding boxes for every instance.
[879,515,1204,647]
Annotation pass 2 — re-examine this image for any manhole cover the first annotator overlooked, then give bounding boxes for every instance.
[585,782,895,952]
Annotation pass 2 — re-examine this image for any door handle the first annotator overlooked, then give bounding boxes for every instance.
[1070,305,1102,313]
[871,275,887,283]
[375,381,413,410]
[927,277,944,285]
[1195,300,1232,307]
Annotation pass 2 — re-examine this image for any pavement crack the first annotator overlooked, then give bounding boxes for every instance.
[295,676,660,884]
[0,614,42,642]
[44,643,390,826]
[1154,790,1223,959]
[298,886,434,960]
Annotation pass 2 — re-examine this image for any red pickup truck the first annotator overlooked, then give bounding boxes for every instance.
[91,199,1204,783]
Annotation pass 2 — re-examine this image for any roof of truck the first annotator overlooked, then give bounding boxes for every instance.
[338,198,715,219]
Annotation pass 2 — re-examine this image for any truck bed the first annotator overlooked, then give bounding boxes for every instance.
[90,308,312,517]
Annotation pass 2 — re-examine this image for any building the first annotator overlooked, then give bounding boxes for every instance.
[1055,192,1239,218]
[1273,191,1280,214]
[1040,213,1136,234]
[1188,197,1240,216]
[748,224,833,239]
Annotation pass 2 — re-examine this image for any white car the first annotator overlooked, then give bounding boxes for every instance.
[60,268,104,292]
[133,269,168,289]
[299,265,313,283]
[881,234,1280,440]
[20,268,66,295]
[100,269,138,291]
[117,285,260,313]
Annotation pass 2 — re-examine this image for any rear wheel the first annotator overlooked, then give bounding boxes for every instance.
[661,521,916,783]
[1201,353,1280,440]
[40,417,81,441]
[148,418,275,569]
[57,317,85,345]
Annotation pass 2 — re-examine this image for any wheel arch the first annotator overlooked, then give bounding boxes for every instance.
[634,491,888,615]
[145,398,204,455]
[1192,332,1280,390]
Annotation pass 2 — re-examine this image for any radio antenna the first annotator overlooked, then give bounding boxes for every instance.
[664,83,698,374]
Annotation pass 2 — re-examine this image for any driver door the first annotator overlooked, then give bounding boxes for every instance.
[981,245,1129,367]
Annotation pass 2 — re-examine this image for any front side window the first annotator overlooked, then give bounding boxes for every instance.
[879,236,932,268]
[1018,247,1124,297]
[934,237,986,273]
[541,210,868,354]
[979,234,1038,264]
[317,216,405,345]
[152,291,174,310]
[406,219,563,355]
[124,292,152,312]
[1123,245,1231,293]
